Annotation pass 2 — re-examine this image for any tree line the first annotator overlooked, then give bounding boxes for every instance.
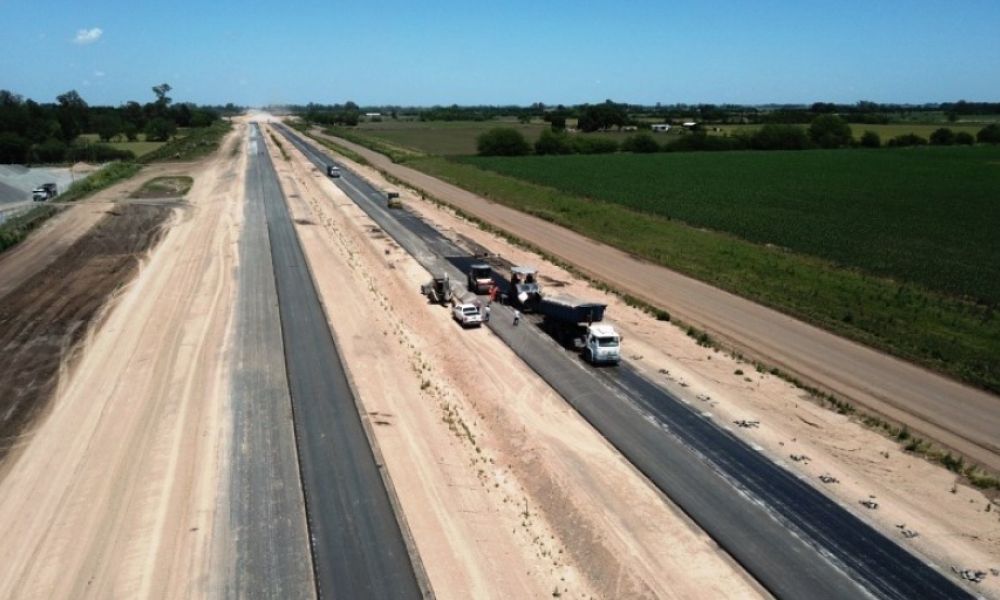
[478,117,1000,157]
[0,85,235,164]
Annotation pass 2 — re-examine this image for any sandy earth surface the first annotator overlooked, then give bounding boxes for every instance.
[315,130,1000,476]
[0,132,242,598]
[313,136,1000,599]
[262,122,766,599]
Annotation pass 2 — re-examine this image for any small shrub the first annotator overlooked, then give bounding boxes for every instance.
[477,128,530,156]
[655,309,671,321]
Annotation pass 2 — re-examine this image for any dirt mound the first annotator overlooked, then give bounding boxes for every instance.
[0,203,172,460]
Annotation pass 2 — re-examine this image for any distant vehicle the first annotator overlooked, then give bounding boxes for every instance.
[387,191,402,209]
[507,266,541,310]
[452,302,483,328]
[32,183,58,202]
[467,263,493,294]
[538,294,621,365]
[326,165,341,178]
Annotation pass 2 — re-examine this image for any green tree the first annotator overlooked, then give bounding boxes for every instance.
[751,124,812,150]
[577,101,627,132]
[56,90,88,141]
[93,114,123,142]
[977,124,1000,144]
[859,130,881,148]
[887,133,927,147]
[122,121,139,142]
[621,133,660,153]
[929,127,956,146]
[33,138,68,163]
[809,114,852,148]
[534,129,573,155]
[145,117,177,142]
[0,132,31,163]
[955,131,975,145]
[476,128,530,156]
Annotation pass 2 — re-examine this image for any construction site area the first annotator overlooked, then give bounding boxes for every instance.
[0,116,997,600]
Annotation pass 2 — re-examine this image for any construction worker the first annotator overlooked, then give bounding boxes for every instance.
[483,305,491,322]
[513,309,521,326]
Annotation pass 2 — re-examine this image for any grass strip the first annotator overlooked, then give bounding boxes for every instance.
[0,205,60,255]
[58,161,143,203]
[139,120,233,163]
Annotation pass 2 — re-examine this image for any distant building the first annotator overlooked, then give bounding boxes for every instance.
[365,112,382,120]
[682,121,698,128]
[621,125,638,132]
[651,124,671,133]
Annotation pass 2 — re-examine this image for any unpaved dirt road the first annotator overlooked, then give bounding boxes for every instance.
[0,134,241,598]
[263,121,766,599]
[315,130,1000,473]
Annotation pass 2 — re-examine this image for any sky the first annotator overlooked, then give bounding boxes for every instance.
[2,0,999,107]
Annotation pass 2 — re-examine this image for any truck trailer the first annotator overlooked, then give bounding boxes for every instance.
[538,294,621,365]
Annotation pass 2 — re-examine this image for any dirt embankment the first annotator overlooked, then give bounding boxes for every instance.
[0,202,172,461]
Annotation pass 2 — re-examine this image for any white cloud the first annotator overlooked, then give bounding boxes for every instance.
[73,28,103,44]
[94,70,105,77]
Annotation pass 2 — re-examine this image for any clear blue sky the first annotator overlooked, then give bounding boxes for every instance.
[2,0,998,107]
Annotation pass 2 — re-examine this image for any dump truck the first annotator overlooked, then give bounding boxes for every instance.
[420,273,453,305]
[32,183,58,202]
[386,191,402,209]
[326,165,341,178]
[507,266,541,310]
[467,263,493,294]
[538,294,621,365]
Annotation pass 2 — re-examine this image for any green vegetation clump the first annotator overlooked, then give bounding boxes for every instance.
[59,161,143,202]
[978,123,1000,144]
[139,120,232,163]
[322,126,423,162]
[412,151,1000,392]
[476,128,531,156]
[0,205,60,254]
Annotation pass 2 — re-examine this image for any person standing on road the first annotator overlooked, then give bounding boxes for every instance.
[513,309,521,326]
[483,305,491,323]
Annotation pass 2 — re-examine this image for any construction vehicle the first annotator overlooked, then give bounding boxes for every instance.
[326,165,341,178]
[32,183,58,202]
[420,273,453,305]
[386,191,402,209]
[467,263,493,294]
[538,294,621,365]
[507,266,542,310]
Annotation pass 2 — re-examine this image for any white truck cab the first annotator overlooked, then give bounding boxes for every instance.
[452,303,483,328]
[583,324,621,365]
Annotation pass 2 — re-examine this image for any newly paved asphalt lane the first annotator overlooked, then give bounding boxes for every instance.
[251,124,422,599]
[276,123,973,600]
[229,125,314,598]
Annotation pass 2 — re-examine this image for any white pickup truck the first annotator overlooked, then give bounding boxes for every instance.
[452,302,483,328]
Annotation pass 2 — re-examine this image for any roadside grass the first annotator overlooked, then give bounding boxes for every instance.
[411,155,1000,394]
[138,120,233,163]
[77,133,165,158]
[58,161,143,203]
[131,176,193,198]
[0,205,60,255]
[268,131,289,160]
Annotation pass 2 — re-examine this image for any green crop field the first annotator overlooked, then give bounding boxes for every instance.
[411,147,1000,392]
[344,120,548,156]
[460,147,1000,303]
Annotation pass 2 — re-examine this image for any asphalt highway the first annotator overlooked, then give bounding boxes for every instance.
[251,124,422,599]
[275,123,973,600]
[229,125,315,597]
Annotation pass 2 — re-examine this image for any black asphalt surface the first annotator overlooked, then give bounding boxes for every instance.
[229,125,314,598]
[251,124,422,599]
[275,123,974,600]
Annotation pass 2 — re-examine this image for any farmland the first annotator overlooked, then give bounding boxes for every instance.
[710,122,987,141]
[459,147,1000,303]
[413,147,1000,392]
[77,133,166,158]
[333,120,547,156]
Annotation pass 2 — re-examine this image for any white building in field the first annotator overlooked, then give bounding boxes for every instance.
[651,123,671,133]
